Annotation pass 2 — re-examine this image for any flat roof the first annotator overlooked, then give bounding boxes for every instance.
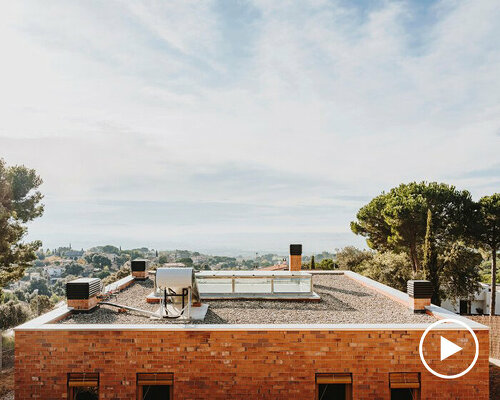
[56,273,436,325]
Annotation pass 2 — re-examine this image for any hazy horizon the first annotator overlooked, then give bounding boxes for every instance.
[2,1,499,254]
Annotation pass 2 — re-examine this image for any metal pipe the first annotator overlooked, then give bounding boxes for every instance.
[100,302,161,318]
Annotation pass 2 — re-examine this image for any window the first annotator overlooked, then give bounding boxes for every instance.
[389,373,420,400]
[316,373,352,400]
[68,373,99,400]
[137,373,173,400]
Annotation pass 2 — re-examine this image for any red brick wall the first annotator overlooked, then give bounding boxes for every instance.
[15,328,488,399]
[468,315,500,359]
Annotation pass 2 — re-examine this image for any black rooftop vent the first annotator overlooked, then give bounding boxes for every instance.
[131,259,147,272]
[290,244,302,256]
[66,278,101,300]
[407,280,433,299]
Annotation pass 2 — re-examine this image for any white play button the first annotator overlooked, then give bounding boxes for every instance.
[440,336,462,361]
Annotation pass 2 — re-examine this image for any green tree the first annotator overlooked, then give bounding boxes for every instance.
[0,300,31,329]
[318,258,336,270]
[472,194,500,315]
[310,255,315,270]
[422,209,440,304]
[439,242,481,306]
[28,279,51,296]
[358,252,416,292]
[0,159,44,293]
[101,245,120,255]
[91,254,112,269]
[177,257,193,266]
[351,182,474,272]
[335,246,373,271]
[30,294,53,316]
[64,262,84,277]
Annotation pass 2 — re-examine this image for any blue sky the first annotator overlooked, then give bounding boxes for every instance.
[1,0,499,255]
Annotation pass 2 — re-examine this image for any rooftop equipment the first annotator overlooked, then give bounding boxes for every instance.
[289,244,302,271]
[155,267,200,319]
[66,278,102,311]
[131,259,148,280]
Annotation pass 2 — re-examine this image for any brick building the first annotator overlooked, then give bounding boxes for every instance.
[15,248,489,399]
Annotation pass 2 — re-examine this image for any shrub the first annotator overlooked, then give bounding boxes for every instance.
[358,251,419,292]
[336,246,374,271]
[0,301,32,330]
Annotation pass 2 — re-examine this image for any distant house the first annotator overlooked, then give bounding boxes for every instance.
[441,283,500,315]
[46,266,64,278]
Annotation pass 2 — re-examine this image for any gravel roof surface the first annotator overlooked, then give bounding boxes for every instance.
[57,274,435,325]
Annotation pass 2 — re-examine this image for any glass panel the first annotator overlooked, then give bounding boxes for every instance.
[274,277,311,293]
[196,277,233,293]
[234,277,272,293]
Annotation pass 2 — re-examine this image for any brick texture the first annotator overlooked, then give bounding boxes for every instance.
[66,296,99,311]
[467,315,500,359]
[289,255,302,271]
[15,328,488,399]
[132,271,147,279]
[410,297,431,312]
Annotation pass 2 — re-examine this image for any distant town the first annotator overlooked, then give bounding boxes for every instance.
[1,244,337,323]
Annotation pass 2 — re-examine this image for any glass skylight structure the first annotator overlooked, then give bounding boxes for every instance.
[195,271,316,299]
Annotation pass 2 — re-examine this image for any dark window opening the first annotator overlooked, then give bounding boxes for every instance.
[316,373,352,400]
[72,387,98,400]
[141,385,170,400]
[318,383,346,400]
[391,388,419,400]
[459,300,470,314]
[137,373,173,400]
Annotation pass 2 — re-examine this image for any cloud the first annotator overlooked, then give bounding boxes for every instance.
[0,0,499,251]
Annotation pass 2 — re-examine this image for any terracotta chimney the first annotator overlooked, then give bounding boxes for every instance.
[289,244,302,271]
[407,280,432,313]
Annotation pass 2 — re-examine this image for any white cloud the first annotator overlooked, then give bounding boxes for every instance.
[0,0,499,251]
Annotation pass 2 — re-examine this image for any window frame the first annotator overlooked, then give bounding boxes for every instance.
[67,372,99,400]
[389,372,421,400]
[136,373,173,400]
[315,373,353,400]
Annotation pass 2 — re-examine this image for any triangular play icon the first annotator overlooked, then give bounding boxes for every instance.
[440,336,462,361]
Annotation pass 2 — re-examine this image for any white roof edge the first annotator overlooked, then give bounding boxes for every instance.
[15,322,488,332]
[425,305,489,329]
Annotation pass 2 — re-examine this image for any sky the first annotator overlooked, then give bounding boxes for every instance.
[0,0,499,256]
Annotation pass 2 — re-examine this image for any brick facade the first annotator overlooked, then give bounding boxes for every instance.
[15,328,488,399]
[468,315,500,359]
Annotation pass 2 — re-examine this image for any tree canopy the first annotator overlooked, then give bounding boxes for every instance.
[0,158,44,292]
[351,182,474,272]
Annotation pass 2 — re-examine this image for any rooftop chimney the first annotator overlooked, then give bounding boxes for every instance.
[407,280,432,313]
[289,244,302,271]
[131,259,148,280]
[66,277,101,311]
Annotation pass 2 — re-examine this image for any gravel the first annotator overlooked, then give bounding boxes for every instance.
[57,274,435,325]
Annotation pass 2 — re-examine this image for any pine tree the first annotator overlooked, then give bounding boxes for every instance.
[423,209,440,305]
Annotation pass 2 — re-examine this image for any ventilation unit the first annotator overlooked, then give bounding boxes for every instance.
[131,259,148,280]
[66,278,101,311]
